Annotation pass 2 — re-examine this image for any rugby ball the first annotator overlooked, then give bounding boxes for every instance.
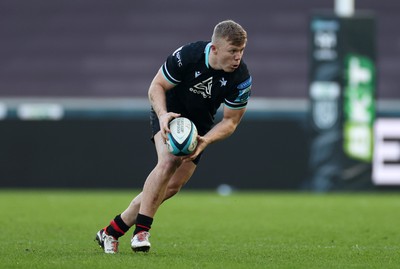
[166,117,198,156]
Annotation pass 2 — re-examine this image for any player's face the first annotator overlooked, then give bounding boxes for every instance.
[213,38,246,72]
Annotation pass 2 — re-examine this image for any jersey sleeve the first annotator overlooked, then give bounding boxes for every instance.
[161,45,188,85]
[224,76,252,109]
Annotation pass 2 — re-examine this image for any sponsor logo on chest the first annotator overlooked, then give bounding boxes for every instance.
[189,77,213,98]
[189,76,228,99]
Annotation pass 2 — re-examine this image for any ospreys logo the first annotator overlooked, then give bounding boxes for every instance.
[189,77,212,98]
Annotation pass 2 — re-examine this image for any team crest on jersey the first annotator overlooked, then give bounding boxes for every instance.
[189,77,212,98]
[219,77,227,87]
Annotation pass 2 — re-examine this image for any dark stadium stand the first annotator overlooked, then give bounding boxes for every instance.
[1,1,399,189]
[0,0,399,99]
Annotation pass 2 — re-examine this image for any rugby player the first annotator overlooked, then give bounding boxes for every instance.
[96,19,252,254]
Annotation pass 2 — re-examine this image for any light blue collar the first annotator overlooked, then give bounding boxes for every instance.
[204,42,212,68]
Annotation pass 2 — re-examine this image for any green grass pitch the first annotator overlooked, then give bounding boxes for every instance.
[0,189,399,268]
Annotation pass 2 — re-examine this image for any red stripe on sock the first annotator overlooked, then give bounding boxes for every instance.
[110,220,125,235]
[136,224,150,230]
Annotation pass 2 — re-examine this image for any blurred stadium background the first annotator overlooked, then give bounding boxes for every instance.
[0,0,399,190]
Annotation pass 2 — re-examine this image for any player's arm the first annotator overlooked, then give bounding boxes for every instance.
[184,107,246,162]
[204,106,246,144]
[202,74,251,144]
[148,68,180,140]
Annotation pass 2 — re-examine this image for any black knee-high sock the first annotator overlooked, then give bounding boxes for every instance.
[134,213,153,235]
[105,214,130,239]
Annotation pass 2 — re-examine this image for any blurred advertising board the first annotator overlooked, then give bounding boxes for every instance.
[308,11,376,191]
[372,118,400,185]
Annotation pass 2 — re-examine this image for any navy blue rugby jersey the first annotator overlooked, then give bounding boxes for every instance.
[161,41,252,135]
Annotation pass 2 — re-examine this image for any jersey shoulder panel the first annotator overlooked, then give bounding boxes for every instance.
[224,61,252,110]
[162,41,208,85]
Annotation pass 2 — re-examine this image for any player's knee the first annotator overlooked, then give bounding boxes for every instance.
[158,156,182,173]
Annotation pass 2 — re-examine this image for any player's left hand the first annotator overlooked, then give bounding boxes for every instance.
[182,135,209,162]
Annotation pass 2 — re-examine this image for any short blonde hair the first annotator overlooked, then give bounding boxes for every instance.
[212,20,247,46]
